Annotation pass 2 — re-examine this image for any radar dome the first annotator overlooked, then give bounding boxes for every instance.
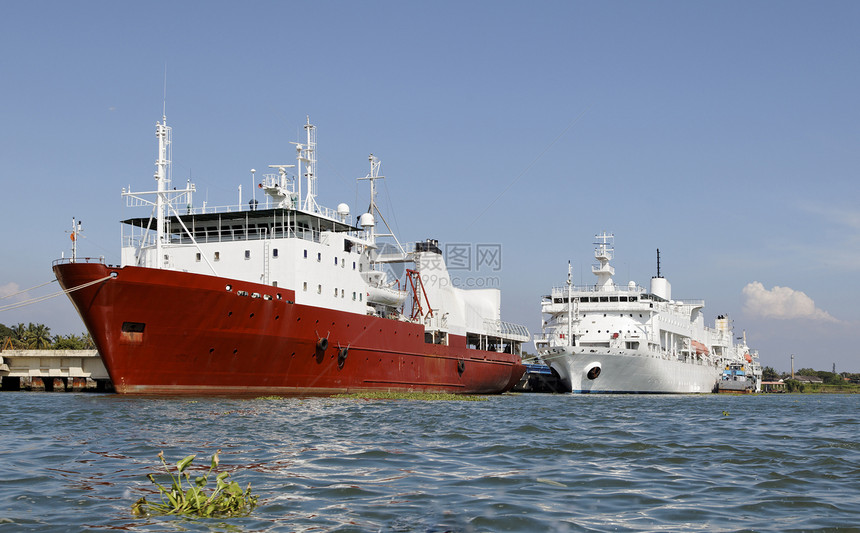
[337,203,350,221]
[359,212,375,228]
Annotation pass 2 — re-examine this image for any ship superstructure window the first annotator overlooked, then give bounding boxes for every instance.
[304,249,308,259]
[317,252,321,262]
[303,282,307,292]
[273,249,279,258]
[317,284,322,294]
[214,251,220,261]
[245,250,251,260]
[196,253,201,262]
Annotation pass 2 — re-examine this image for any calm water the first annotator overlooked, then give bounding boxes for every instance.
[1,393,859,532]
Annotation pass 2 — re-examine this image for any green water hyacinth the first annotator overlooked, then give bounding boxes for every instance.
[132,450,257,518]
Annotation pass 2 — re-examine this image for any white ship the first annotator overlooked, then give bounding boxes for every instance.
[534,233,759,393]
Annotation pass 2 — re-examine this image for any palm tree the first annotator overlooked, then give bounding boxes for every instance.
[24,323,52,350]
[82,332,95,349]
[11,323,27,348]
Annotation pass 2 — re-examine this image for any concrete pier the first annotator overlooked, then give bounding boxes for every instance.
[0,350,112,392]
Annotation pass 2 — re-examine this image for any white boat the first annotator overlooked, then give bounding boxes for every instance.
[534,232,758,393]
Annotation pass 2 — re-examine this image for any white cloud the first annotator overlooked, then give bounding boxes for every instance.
[742,281,838,323]
[0,282,21,299]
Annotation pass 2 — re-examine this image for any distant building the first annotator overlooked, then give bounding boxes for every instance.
[793,375,823,384]
[762,380,786,393]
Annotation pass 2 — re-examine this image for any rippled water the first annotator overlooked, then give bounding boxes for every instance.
[1,392,859,532]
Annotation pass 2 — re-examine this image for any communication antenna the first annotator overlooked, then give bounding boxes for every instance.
[656,248,662,278]
[162,63,168,119]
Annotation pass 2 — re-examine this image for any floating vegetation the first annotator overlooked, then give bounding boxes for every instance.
[334,391,489,401]
[722,410,730,417]
[132,450,257,518]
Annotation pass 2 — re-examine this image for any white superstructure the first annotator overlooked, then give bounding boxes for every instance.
[118,115,529,353]
[534,232,759,393]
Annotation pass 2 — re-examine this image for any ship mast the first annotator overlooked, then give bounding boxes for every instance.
[593,232,615,291]
[358,154,406,255]
[567,261,573,344]
[69,217,82,261]
[154,115,171,267]
[291,116,318,212]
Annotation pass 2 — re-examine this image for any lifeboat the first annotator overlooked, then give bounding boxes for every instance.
[691,340,709,355]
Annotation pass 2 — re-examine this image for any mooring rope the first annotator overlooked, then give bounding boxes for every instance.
[0,275,113,313]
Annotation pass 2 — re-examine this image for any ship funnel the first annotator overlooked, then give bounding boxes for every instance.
[650,276,671,301]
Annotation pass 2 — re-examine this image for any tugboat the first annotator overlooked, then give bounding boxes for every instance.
[53,114,528,395]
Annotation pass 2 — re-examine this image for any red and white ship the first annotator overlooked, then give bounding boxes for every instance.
[53,115,528,395]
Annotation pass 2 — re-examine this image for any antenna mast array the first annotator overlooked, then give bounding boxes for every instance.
[292,116,318,212]
[358,154,406,256]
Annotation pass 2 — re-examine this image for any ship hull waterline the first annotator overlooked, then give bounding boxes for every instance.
[54,261,525,395]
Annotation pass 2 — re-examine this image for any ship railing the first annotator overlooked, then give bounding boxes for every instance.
[550,284,646,295]
[52,256,106,266]
[123,225,324,248]
[672,299,705,307]
[483,319,530,342]
[179,201,343,223]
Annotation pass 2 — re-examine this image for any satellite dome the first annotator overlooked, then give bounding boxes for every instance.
[359,212,375,228]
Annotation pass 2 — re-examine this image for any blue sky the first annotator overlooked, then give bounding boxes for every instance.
[2,1,859,372]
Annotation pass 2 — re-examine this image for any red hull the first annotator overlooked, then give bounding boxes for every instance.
[53,261,525,395]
